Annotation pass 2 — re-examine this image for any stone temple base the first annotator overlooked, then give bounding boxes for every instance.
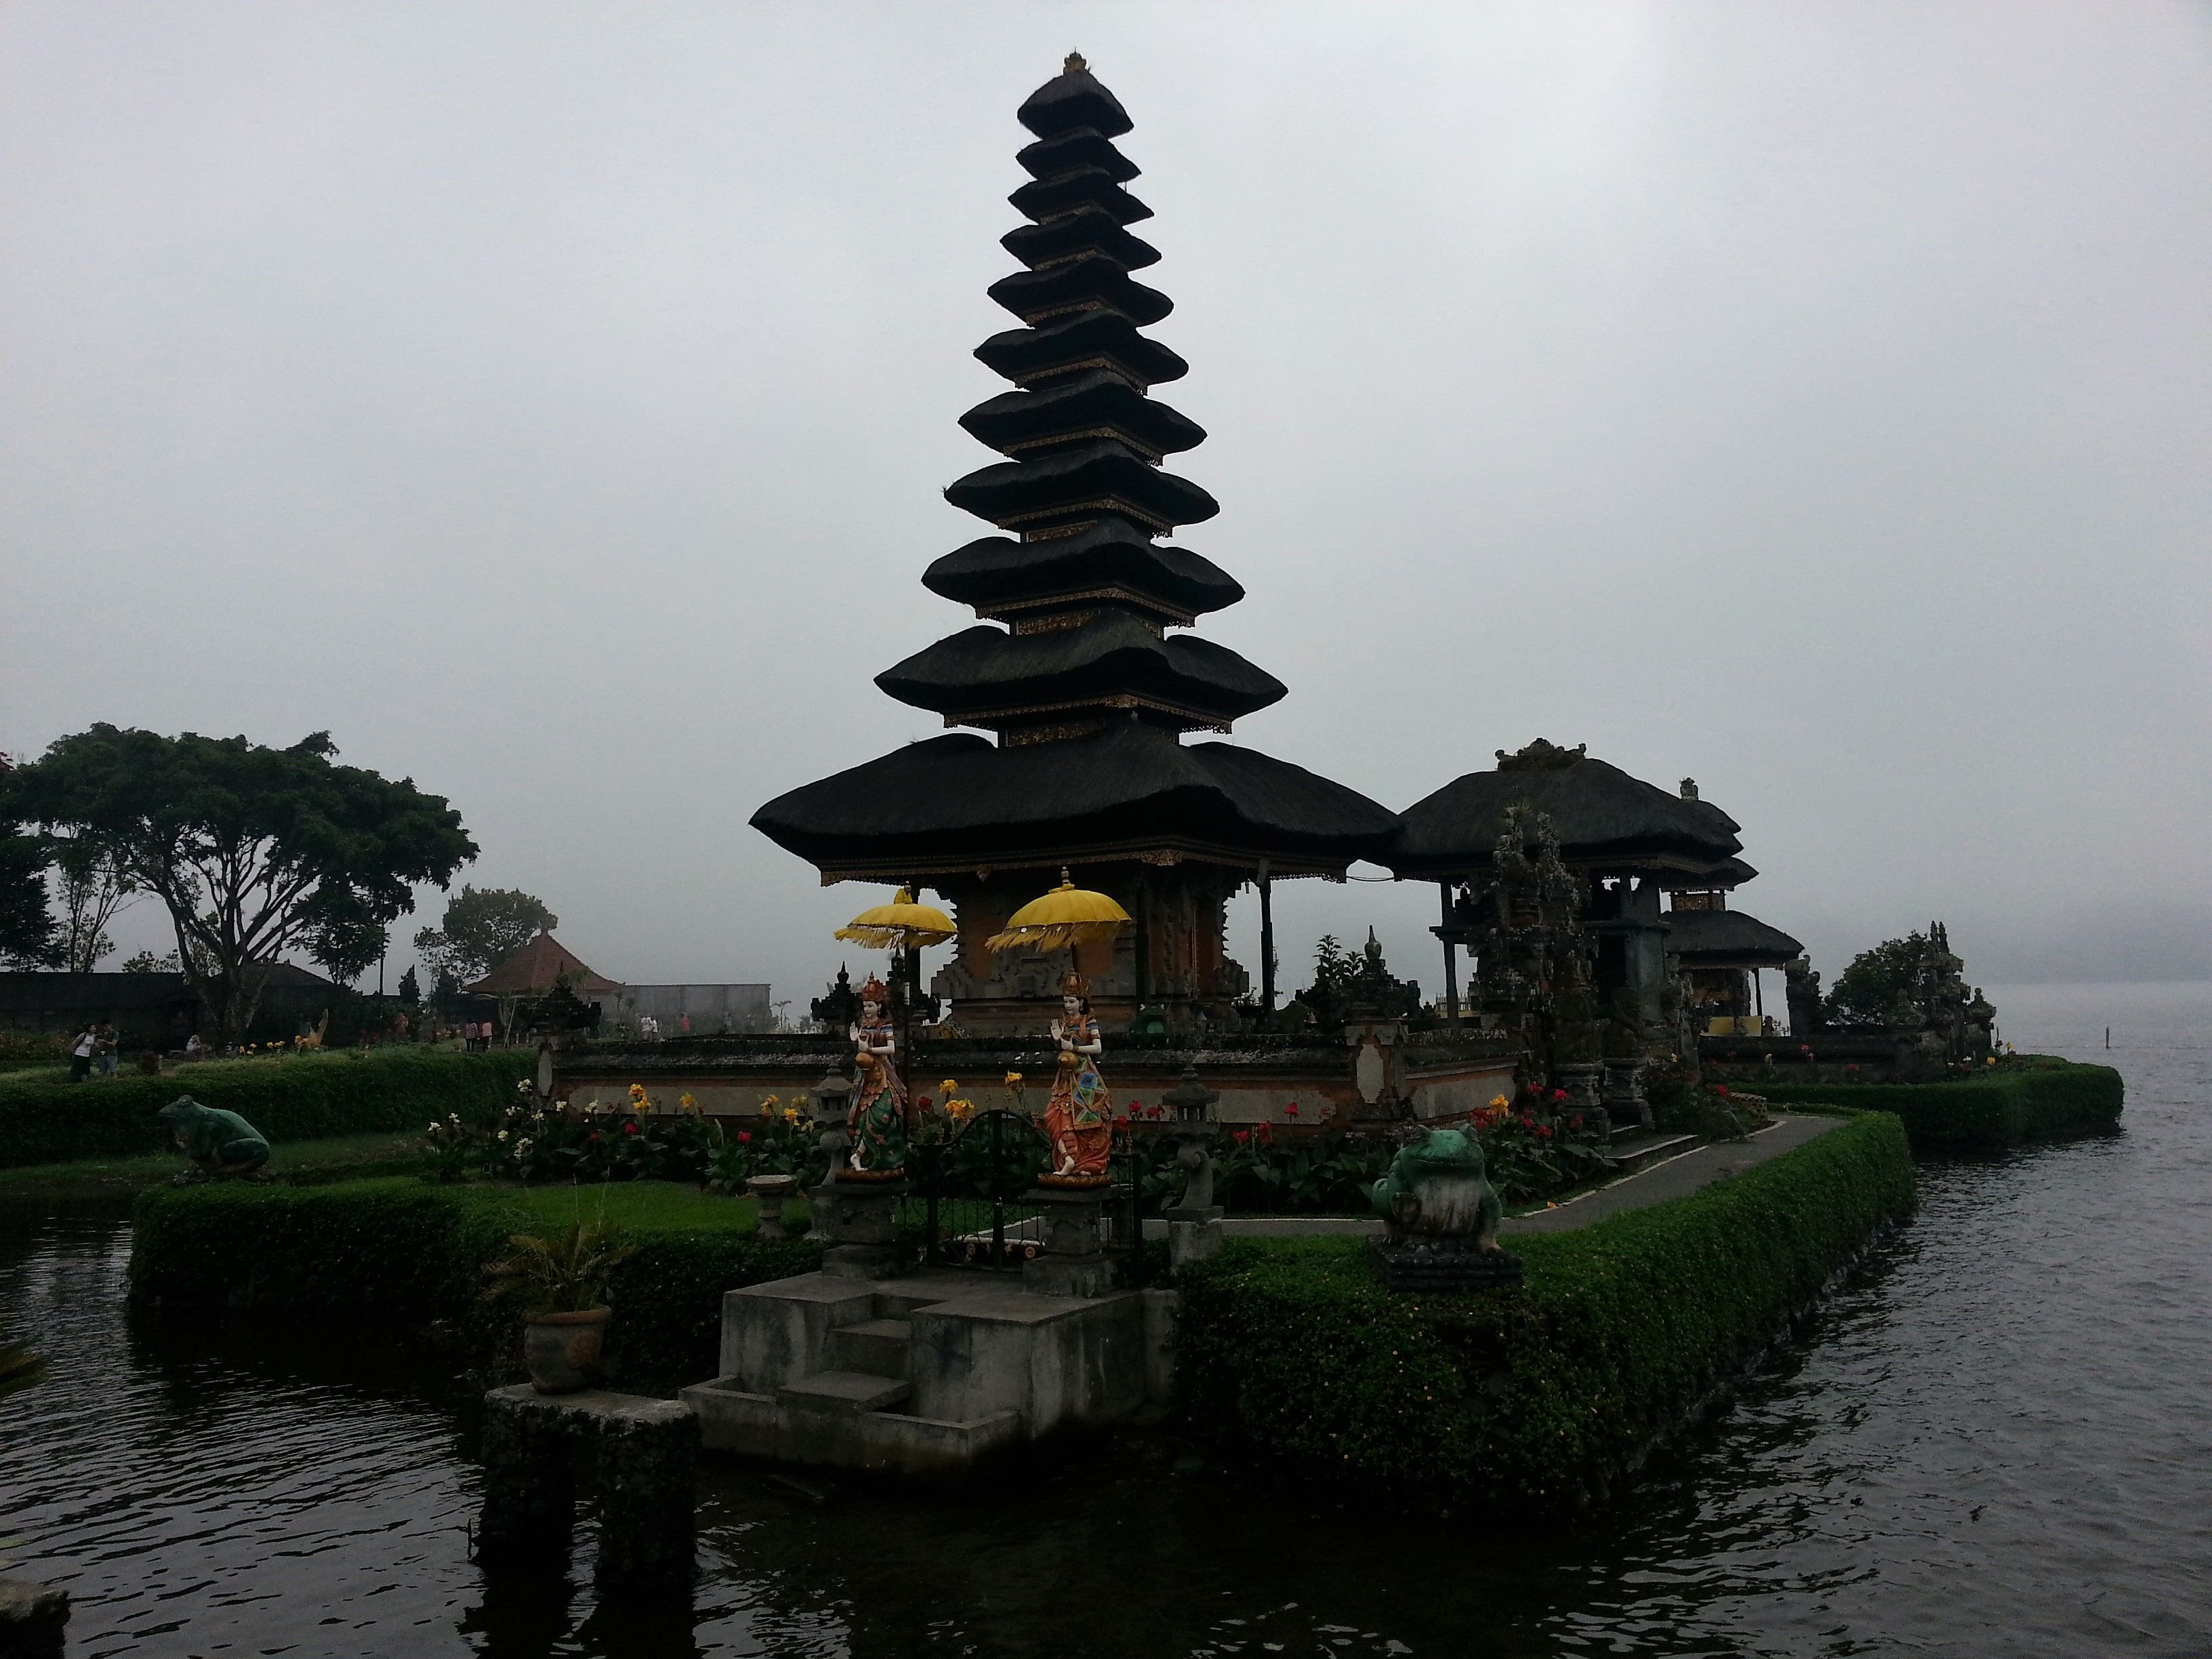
[679,1267,1172,1476]
[1368,1238,1526,1292]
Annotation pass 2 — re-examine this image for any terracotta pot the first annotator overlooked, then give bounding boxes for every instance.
[523,1306,609,1394]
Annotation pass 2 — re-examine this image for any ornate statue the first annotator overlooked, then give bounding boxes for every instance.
[157,1096,270,1184]
[844,975,907,1175]
[1044,972,1112,1183]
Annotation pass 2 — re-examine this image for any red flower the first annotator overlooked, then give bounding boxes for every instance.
[1233,1129,1251,1145]
[1550,1088,1569,1103]
[624,1122,639,1135]
[1537,1124,1553,1139]
[1285,1102,1300,1118]
[737,1130,752,1144]
[1568,1115,1582,1130]
[588,1132,601,1143]
[1714,1084,1731,1097]
[1257,1122,1275,1144]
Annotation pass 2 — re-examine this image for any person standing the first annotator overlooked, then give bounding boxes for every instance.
[95,1022,121,1077]
[69,1026,98,1083]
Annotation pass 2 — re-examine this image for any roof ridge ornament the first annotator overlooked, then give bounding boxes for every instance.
[1495,738,1588,773]
[1065,52,1088,74]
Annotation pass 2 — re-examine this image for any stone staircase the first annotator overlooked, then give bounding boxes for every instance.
[1604,1126,1697,1174]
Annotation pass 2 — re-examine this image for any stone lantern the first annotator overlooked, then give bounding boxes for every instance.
[1160,1066,1223,1267]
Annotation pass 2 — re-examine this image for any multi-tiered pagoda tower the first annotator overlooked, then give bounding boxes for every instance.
[754,56,1395,1034]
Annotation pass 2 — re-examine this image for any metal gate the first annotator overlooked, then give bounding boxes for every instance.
[910,1109,1052,1271]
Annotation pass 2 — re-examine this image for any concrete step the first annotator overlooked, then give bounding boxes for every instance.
[827,1318,912,1376]
[777,1370,912,1416]
[1605,1132,1698,1174]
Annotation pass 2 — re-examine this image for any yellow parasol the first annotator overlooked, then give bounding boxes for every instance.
[984,869,1132,953]
[834,887,956,951]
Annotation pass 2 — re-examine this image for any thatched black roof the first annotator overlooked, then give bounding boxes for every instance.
[922,526,1242,622]
[1388,741,1742,876]
[878,613,1283,727]
[752,722,1397,875]
[944,441,1218,533]
[1665,907,1804,968]
[1017,127,1139,183]
[988,255,1173,327]
[960,371,1205,459]
[1008,169,1152,227]
[975,309,1187,388]
[1003,209,1160,272]
[1017,56,1133,140]
[1673,855,1758,890]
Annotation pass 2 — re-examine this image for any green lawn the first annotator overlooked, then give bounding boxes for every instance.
[0,1130,426,1196]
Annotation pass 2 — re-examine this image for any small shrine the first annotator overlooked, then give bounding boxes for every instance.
[751,54,1396,1037]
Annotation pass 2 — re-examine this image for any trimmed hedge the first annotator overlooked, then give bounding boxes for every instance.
[1174,1111,1914,1513]
[0,1046,533,1168]
[1748,1059,2121,1152]
[130,1177,823,1391]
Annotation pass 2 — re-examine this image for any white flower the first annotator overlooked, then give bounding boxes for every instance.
[426,1122,441,1134]
[496,1130,509,1142]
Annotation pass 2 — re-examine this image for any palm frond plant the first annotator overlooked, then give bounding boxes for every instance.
[482,1221,637,1317]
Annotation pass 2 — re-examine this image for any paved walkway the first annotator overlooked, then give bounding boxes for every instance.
[1149,1114,1844,1241]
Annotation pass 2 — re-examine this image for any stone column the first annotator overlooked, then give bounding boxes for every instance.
[813,1179,909,1279]
[476,1389,575,1566]
[1022,1187,1113,1296]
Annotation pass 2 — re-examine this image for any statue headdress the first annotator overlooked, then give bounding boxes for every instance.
[858,973,890,1005]
[1061,972,1089,996]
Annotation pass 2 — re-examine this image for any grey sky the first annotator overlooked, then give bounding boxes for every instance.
[4,2,2207,1008]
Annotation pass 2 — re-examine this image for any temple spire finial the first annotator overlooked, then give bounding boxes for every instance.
[1064,51,1087,74]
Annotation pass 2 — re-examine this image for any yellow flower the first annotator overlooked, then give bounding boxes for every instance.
[679,1092,699,1113]
[758,1093,779,1118]
[1004,1071,1023,1086]
[782,1107,800,1124]
[1489,1094,1509,1109]
[941,1078,959,1097]
[628,1083,650,1107]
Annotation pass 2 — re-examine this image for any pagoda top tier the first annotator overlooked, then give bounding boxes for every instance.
[753,60,1395,880]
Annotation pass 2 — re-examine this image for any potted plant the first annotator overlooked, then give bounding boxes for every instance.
[483,1221,637,1393]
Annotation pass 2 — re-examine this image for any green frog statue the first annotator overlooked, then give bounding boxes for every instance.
[158,1096,272,1185]
[1368,1126,1523,1290]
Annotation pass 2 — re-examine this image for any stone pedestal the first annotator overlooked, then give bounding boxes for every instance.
[1601,1059,1651,1131]
[746,1173,800,1242]
[1558,1061,1604,1117]
[1022,1186,1114,1297]
[478,1385,699,1591]
[811,1176,909,1279]
[1164,1204,1224,1268]
[1369,1238,1525,1292]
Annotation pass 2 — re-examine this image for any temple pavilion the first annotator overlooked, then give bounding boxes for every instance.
[1662,855,1806,1033]
[1387,741,1744,1038]
[752,56,1394,1036]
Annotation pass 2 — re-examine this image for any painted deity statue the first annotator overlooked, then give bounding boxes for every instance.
[844,976,908,1175]
[1045,974,1113,1181]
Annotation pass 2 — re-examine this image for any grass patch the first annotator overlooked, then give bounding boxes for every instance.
[1174,1110,1914,1513]
[129,1175,821,1392]
[0,1131,426,1196]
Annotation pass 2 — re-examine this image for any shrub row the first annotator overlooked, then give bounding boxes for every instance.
[0,1046,534,1168]
[129,1176,821,1391]
[1173,1110,1914,1514]
[1747,1058,2121,1152]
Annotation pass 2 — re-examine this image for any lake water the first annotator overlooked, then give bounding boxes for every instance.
[3,982,2207,1657]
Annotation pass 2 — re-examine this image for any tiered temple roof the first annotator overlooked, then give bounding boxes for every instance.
[754,56,1393,880]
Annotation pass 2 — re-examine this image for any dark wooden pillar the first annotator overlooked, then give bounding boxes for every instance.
[1258,863,1276,1013]
[1439,882,1460,1026]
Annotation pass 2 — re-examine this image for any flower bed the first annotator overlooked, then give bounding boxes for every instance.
[1174,1109,1914,1513]
[129,1176,820,1391]
[0,1046,534,1168]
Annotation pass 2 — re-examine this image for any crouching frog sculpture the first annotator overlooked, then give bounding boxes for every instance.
[1368,1126,1522,1290]
[158,1096,271,1184]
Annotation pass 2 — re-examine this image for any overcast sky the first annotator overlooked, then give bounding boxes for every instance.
[3,2,2208,1008]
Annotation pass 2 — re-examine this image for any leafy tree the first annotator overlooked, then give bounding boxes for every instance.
[413,885,557,983]
[121,950,181,975]
[0,825,59,969]
[50,840,141,973]
[1,724,475,1042]
[302,889,388,987]
[397,965,422,1007]
[1824,933,1929,1030]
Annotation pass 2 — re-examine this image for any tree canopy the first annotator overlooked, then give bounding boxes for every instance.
[413,885,558,983]
[1,724,475,1038]
[0,827,58,970]
[1824,933,1930,1029]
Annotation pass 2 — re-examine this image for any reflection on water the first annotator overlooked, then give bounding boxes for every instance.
[3,983,2208,1657]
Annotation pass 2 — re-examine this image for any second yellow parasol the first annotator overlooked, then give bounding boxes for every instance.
[983,869,1132,953]
[834,887,956,951]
